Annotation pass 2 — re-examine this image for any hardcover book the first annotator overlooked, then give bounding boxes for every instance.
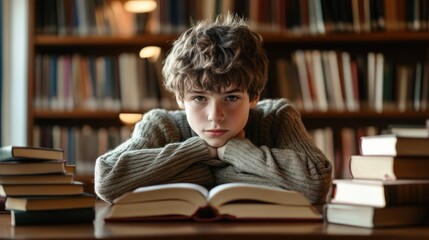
[350,155,429,180]
[0,173,74,185]
[0,161,67,175]
[330,179,429,207]
[0,181,85,197]
[5,193,96,211]
[105,183,322,222]
[360,134,429,156]
[0,146,64,161]
[324,203,429,228]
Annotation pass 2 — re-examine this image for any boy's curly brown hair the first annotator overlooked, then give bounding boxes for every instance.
[162,13,269,101]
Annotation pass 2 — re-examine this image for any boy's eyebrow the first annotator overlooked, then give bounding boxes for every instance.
[188,90,205,94]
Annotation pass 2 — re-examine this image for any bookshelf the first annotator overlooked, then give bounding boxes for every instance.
[28,0,429,186]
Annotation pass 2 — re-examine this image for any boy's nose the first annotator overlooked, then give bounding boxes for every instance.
[208,103,225,122]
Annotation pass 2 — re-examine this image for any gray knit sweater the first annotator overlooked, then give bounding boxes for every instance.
[94,98,332,204]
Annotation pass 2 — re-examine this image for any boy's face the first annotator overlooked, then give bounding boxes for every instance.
[177,85,259,148]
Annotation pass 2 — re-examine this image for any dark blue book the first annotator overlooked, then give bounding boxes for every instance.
[11,207,95,226]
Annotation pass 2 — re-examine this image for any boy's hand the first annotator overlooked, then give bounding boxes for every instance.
[207,145,218,158]
[217,130,245,160]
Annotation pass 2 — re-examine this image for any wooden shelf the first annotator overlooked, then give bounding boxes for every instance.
[34,35,178,46]
[263,31,429,43]
[300,111,429,129]
[300,110,429,119]
[34,32,429,47]
[33,110,130,119]
[31,110,126,127]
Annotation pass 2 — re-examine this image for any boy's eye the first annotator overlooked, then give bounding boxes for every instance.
[225,95,238,101]
[193,96,206,102]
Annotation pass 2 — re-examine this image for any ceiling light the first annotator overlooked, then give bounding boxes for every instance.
[124,0,157,13]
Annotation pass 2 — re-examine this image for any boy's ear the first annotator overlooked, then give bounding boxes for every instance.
[249,95,260,108]
[176,96,185,109]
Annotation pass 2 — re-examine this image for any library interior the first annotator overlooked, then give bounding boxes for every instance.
[1,0,429,239]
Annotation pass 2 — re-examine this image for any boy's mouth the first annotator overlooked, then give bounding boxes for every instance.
[205,129,228,137]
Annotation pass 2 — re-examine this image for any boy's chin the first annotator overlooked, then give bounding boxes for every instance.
[204,139,228,148]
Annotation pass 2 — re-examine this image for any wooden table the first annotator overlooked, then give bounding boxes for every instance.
[0,203,428,240]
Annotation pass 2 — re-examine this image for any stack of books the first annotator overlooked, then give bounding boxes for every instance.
[324,133,429,228]
[0,146,96,226]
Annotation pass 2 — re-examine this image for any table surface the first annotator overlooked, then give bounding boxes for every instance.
[0,203,428,240]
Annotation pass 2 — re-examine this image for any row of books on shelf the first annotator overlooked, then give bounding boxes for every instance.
[325,123,429,228]
[278,0,429,34]
[36,0,149,36]
[250,0,429,34]
[33,124,131,175]
[33,53,176,112]
[0,146,96,226]
[36,0,429,36]
[34,50,429,113]
[273,51,429,112]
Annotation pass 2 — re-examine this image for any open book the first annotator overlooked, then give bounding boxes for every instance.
[104,183,322,222]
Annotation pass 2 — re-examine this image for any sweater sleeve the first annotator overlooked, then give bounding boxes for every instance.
[214,100,332,204]
[94,110,215,203]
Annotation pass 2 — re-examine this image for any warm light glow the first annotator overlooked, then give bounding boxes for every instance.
[124,0,157,13]
[119,113,143,125]
[139,46,161,60]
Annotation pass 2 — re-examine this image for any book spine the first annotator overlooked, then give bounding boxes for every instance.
[385,184,429,206]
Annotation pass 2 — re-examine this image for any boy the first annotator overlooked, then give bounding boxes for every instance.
[94,13,332,204]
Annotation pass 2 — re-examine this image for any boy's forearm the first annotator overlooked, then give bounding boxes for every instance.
[219,138,332,204]
[94,137,213,203]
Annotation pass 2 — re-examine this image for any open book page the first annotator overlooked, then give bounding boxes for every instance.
[105,199,200,219]
[106,183,209,220]
[206,183,321,220]
[207,183,311,207]
[113,183,208,206]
